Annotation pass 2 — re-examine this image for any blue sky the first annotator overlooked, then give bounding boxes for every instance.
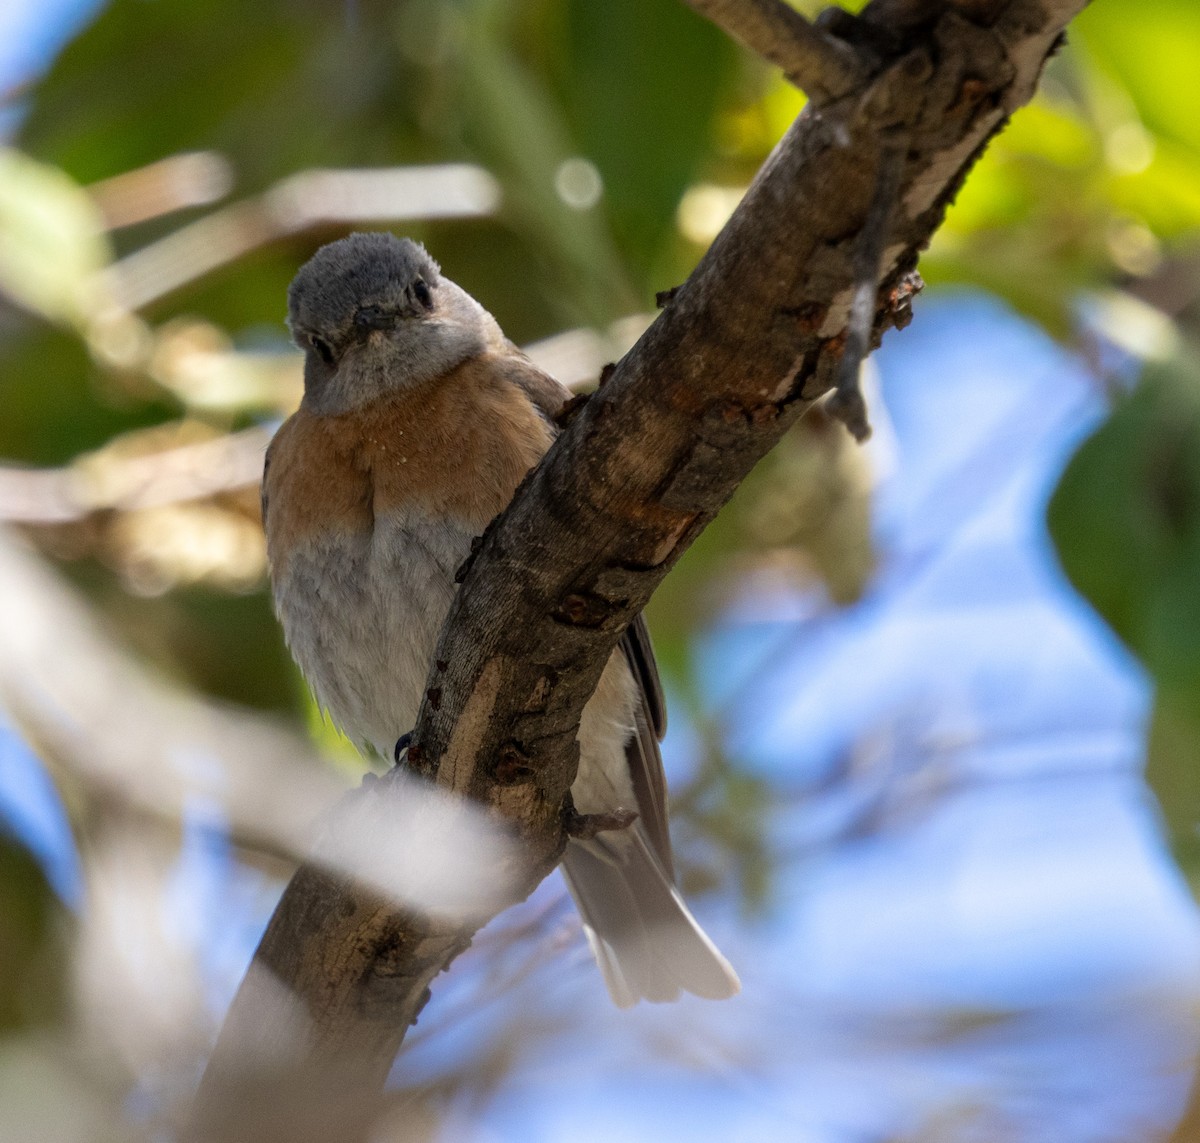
[0,0,103,98]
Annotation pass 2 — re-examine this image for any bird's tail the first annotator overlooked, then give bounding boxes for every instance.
[561,827,741,1007]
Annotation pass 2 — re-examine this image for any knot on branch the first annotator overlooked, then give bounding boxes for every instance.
[554,392,591,429]
[494,742,534,786]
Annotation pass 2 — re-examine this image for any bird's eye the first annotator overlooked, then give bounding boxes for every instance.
[308,333,335,365]
[413,279,433,311]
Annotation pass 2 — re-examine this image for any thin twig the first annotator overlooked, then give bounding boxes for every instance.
[0,428,272,524]
[105,165,501,311]
[826,136,907,442]
[680,0,866,103]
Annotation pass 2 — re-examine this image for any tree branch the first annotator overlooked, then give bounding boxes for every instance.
[680,0,867,103]
[188,0,1089,1136]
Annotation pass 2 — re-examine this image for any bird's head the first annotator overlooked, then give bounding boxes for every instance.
[286,232,498,413]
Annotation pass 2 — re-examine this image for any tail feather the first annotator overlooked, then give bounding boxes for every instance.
[561,827,741,1008]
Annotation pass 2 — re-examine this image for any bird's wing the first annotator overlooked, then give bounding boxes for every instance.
[620,615,672,875]
[494,348,675,874]
[496,342,572,422]
[260,438,275,529]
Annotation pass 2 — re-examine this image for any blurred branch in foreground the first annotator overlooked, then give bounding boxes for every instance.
[89,151,236,231]
[0,525,343,862]
[0,427,271,525]
[104,165,502,311]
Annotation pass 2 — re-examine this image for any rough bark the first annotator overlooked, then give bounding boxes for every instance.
[188,0,1088,1135]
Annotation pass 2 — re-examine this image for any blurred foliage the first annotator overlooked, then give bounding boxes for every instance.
[1034,5,1200,889]
[1050,350,1200,695]
[926,3,1200,333]
[1050,345,1200,879]
[0,831,66,1033]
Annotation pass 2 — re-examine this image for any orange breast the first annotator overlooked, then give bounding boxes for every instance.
[264,354,555,575]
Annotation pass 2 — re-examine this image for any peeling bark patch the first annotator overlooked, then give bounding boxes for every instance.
[440,658,503,794]
[524,675,553,712]
[620,501,699,565]
[649,512,701,567]
[888,269,923,329]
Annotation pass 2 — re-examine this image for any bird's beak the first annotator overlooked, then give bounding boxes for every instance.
[353,306,398,336]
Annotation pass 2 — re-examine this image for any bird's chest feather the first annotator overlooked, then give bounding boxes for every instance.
[262,360,553,753]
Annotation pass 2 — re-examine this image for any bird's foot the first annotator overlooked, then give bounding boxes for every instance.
[564,804,638,841]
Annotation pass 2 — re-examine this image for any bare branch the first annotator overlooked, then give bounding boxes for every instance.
[680,0,867,102]
[89,151,235,230]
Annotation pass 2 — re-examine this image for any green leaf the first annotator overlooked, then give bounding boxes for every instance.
[1074,0,1200,155]
[560,0,738,287]
[1049,345,1200,720]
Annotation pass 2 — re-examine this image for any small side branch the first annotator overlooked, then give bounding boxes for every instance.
[826,137,907,442]
[681,0,866,103]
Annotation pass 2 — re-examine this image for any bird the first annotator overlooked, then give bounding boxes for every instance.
[262,231,740,1007]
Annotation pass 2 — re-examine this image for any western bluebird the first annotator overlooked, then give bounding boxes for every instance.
[264,231,739,1006]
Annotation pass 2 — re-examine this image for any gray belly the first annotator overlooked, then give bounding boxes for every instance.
[273,509,640,814]
[272,511,473,758]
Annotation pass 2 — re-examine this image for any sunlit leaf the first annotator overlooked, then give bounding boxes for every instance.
[0,148,111,327]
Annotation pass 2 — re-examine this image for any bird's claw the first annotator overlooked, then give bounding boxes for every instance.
[564,805,638,841]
